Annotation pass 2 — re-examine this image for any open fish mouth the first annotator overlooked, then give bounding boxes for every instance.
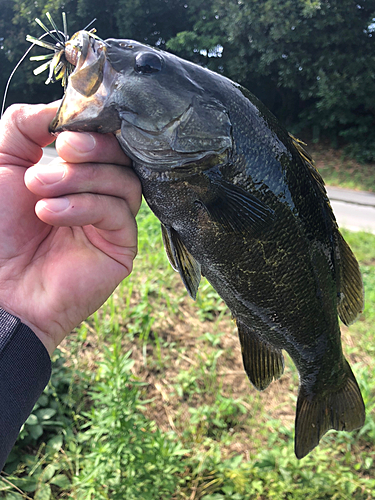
[22,15,122,133]
[49,32,123,133]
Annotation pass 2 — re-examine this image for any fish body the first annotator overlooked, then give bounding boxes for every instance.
[50,34,365,458]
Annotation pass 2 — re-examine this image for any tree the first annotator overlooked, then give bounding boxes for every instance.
[168,0,375,160]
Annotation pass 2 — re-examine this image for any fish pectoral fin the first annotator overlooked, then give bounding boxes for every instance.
[161,224,201,300]
[295,359,365,459]
[203,181,274,236]
[237,320,284,391]
[336,231,364,326]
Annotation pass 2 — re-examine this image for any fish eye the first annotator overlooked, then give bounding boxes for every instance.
[134,52,162,74]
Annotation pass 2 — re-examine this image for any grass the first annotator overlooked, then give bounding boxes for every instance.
[1,173,375,498]
[308,142,375,192]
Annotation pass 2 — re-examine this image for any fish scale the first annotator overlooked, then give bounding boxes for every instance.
[47,32,365,459]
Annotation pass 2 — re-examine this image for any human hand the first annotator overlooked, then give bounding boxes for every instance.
[0,102,142,355]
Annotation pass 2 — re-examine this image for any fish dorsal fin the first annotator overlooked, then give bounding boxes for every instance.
[161,224,201,300]
[295,359,365,459]
[237,320,284,391]
[290,135,327,197]
[202,180,274,236]
[336,231,364,325]
[290,134,364,324]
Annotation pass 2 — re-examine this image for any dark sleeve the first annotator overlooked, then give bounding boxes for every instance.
[0,308,51,471]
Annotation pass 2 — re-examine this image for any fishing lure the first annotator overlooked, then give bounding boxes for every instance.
[1,12,99,116]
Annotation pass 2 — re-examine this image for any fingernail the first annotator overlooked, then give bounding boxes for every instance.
[39,197,70,213]
[62,131,96,152]
[33,164,66,185]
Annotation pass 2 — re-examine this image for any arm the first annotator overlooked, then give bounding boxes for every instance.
[0,309,51,469]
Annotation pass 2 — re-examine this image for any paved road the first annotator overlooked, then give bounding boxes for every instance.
[41,148,375,234]
[326,187,375,234]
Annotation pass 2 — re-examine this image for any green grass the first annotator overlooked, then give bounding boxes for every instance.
[1,204,375,499]
[309,143,375,192]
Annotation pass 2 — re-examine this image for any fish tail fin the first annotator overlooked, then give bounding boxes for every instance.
[295,359,365,459]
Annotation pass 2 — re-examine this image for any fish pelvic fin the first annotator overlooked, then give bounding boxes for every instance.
[295,359,365,459]
[161,223,201,300]
[336,231,364,326]
[237,320,284,391]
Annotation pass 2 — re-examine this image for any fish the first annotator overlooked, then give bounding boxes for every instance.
[46,30,365,459]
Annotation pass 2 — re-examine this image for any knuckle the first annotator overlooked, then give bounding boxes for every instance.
[1,104,26,130]
[3,103,26,119]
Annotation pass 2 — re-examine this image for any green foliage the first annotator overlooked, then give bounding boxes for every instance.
[184,427,375,500]
[196,281,226,322]
[1,349,80,499]
[3,349,79,474]
[187,394,247,439]
[2,205,375,499]
[70,344,186,499]
[168,0,375,161]
[1,438,72,499]
[311,146,375,192]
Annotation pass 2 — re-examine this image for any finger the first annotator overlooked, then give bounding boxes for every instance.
[35,193,138,249]
[0,102,60,167]
[25,162,142,217]
[55,130,131,166]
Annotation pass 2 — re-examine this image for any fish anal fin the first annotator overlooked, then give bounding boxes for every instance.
[161,224,201,300]
[336,231,364,325]
[295,359,365,459]
[237,320,284,391]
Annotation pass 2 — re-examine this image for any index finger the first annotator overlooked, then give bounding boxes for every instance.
[55,131,131,166]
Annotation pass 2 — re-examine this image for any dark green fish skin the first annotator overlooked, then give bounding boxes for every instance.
[50,36,365,458]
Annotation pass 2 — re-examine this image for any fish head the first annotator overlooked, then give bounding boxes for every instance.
[51,36,232,167]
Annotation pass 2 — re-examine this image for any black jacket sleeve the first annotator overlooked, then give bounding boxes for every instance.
[0,308,51,471]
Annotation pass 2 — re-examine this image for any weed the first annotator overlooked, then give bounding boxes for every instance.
[310,144,375,192]
[187,394,247,439]
[69,343,186,500]
[2,205,375,500]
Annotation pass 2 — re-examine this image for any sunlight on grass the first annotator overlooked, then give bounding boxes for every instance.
[310,144,375,192]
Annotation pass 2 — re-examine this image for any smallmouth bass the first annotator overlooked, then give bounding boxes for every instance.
[48,31,365,459]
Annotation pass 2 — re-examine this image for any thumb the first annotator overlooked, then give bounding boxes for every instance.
[0,102,60,168]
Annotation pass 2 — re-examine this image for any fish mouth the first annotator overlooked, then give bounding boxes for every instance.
[50,31,122,134]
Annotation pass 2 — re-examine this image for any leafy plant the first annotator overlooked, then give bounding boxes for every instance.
[4,351,75,459]
[187,394,247,439]
[70,343,186,499]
